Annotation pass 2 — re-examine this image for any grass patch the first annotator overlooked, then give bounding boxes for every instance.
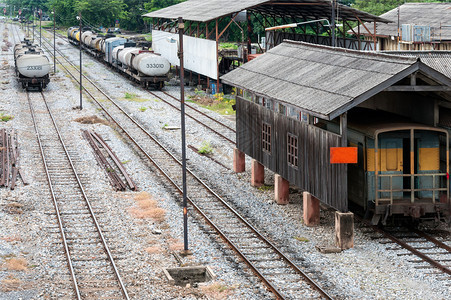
[125,92,138,99]
[294,236,309,242]
[219,42,238,50]
[129,192,166,222]
[200,282,237,299]
[124,92,147,102]
[198,141,213,155]
[169,242,184,252]
[74,115,109,125]
[144,33,152,42]
[258,185,273,191]
[5,258,28,271]
[139,106,147,112]
[188,91,235,115]
[0,113,14,122]
[1,276,22,293]
[145,246,162,254]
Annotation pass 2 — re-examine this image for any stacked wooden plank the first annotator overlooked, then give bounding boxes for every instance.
[82,130,136,191]
[0,129,28,190]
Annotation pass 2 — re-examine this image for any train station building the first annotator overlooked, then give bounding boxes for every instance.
[221,41,451,247]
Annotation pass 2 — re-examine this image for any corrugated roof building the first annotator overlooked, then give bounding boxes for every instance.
[354,3,451,51]
[222,41,451,213]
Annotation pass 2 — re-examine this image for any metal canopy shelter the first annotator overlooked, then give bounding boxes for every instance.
[144,0,392,86]
[144,0,389,24]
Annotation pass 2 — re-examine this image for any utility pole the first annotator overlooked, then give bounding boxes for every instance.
[331,0,336,47]
[39,9,42,47]
[78,12,83,110]
[53,9,56,74]
[32,8,35,42]
[178,16,189,253]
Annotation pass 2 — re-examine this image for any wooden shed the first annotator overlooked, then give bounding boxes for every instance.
[221,41,451,217]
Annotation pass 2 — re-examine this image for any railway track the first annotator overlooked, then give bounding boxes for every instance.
[38,28,333,299]
[360,218,451,280]
[48,29,236,145]
[26,90,129,299]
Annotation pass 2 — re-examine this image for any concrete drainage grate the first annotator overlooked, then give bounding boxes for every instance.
[162,266,216,287]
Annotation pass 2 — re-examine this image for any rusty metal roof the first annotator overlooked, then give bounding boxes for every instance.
[382,51,451,79]
[144,0,390,23]
[358,3,451,39]
[221,41,450,120]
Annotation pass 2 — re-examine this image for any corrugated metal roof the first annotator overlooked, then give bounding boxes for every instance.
[221,41,418,120]
[144,0,267,22]
[144,0,390,23]
[382,51,451,79]
[359,3,451,40]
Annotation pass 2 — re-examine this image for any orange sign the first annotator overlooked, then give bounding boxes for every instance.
[330,147,358,164]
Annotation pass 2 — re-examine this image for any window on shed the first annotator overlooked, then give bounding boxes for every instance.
[289,106,298,119]
[278,103,286,115]
[264,98,272,110]
[300,112,309,123]
[257,96,263,105]
[243,90,253,101]
[287,133,298,168]
[262,122,272,154]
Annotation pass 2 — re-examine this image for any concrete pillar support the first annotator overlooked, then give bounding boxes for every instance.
[335,212,354,250]
[303,192,320,226]
[251,159,264,187]
[233,148,245,173]
[274,174,289,205]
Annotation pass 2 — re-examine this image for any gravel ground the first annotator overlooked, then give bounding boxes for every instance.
[1,21,450,299]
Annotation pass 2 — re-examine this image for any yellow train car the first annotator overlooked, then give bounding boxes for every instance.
[348,122,449,224]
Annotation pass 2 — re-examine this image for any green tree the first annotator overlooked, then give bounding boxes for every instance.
[353,0,448,16]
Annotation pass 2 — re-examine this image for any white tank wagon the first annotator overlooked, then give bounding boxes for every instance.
[132,52,170,77]
[14,41,50,90]
[66,28,169,89]
[115,45,170,89]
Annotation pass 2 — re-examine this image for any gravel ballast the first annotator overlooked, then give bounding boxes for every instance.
[1,22,450,299]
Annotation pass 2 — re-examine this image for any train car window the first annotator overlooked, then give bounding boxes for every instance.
[386,142,398,171]
[287,133,298,168]
[262,122,272,154]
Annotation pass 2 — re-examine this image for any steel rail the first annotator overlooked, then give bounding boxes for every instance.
[410,227,451,253]
[358,216,451,276]
[26,92,82,300]
[160,90,236,133]
[47,29,236,145]
[39,31,332,299]
[33,90,130,299]
[147,90,235,145]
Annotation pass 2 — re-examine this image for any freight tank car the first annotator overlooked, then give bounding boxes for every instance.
[14,39,50,90]
[67,28,169,89]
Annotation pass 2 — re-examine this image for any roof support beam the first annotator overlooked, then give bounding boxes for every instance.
[330,62,421,120]
[353,14,376,48]
[384,86,451,92]
[218,13,239,40]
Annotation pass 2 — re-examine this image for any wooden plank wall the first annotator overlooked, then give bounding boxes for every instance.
[237,97,348,211]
